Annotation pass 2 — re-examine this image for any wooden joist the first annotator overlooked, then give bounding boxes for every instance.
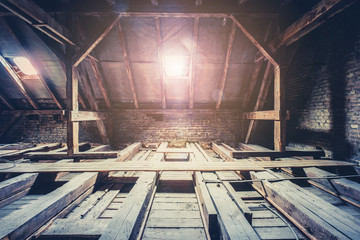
[0,173,38,208]
[0,159,353,174]
[303,167,360,203]
[0,143,63,160]
[99,153,162,239]
[0,172,98,240]
[231,149,325,159]
[24,151,120,160]
[251,170,360,239]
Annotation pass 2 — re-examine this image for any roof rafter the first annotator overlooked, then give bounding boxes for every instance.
[116,19,139,109]
[216,20,236,109]
[0,55,38,109]
[2,18,63,110]
[155,16,167,109]
[89,58,112,109]
[0,90,14,109]
[73,14,121,67]
[269,0,356,49]
[189,17,199,109]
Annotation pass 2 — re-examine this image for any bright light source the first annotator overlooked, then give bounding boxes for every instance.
[13,57,38,75]
[164,55,187,78]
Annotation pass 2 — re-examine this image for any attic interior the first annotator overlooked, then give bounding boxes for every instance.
[0,0,360,239]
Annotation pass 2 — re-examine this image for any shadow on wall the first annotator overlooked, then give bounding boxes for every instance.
[285,3,360,161]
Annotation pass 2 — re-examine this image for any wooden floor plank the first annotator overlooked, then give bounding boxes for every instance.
[146,217,203,228]
[142,228,206,240]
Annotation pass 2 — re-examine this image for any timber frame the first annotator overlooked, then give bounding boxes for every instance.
[0,0,355,154]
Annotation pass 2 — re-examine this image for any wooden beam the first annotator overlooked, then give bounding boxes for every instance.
[251,170,360,239]
[116,20,139,108]
[274,66,286,151]
[3,18,63,110]
[0,110,64,115]
[66,45,79,155]
[212,142,234,162]
[0,91,14,109]
[0,55,38,109]
[89,58,112,109]
[69,110,104,121]
[0,173,38,208]
[216,21,236,109]
[241,61,263,110]
[242,110,289,121]
[303,167,360,203]
[73,14,121,67]
[0,172,97,240]
[189,17,199,109]
[0,0,74,45]
[0,159,354,173]
[230,15,278,67]
[231,149,325,159]
[76,65,109,143]
[155,17,167,109]
[99,153,162,240]
[269,0,355,49]
[245,61,272,143]
[24,151,120,160]
[0,142,63,160]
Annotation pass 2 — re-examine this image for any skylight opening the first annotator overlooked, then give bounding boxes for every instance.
[13,57,38,75]
[164,55,188,78]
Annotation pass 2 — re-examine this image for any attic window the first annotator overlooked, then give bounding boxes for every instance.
[164,55,188,78]
[13,57,38,75]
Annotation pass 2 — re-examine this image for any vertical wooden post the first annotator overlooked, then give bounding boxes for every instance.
[66,44,79,155]
[274,66,286,152]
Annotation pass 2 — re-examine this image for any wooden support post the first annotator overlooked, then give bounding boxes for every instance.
[66,45,79,155]
[189,17,199,109]
[155,17,167,109]
[274,66,286,151]
[116,20,139,109]
[216,20,236,109]
[0,172,97,240]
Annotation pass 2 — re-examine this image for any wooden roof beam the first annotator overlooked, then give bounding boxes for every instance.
[73,14,121,67]
[230,15,278,68]
[216,21,236,109]
[0,91,14,109]
[116,20,139,108]
[0,55,38,109]
[0,0,74,45]
[269,0,356,49]
[89,59,112,109]
[189,17,199,109]
[155,17,167,109]
[3,18,63,110]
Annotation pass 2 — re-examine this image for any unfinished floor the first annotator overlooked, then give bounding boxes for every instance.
[0,142,360,239]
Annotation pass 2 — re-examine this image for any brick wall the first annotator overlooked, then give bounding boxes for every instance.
[0,111,242,148]
[286,2,360,163]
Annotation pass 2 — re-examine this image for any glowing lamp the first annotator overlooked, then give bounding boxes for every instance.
[13,57,38,75]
